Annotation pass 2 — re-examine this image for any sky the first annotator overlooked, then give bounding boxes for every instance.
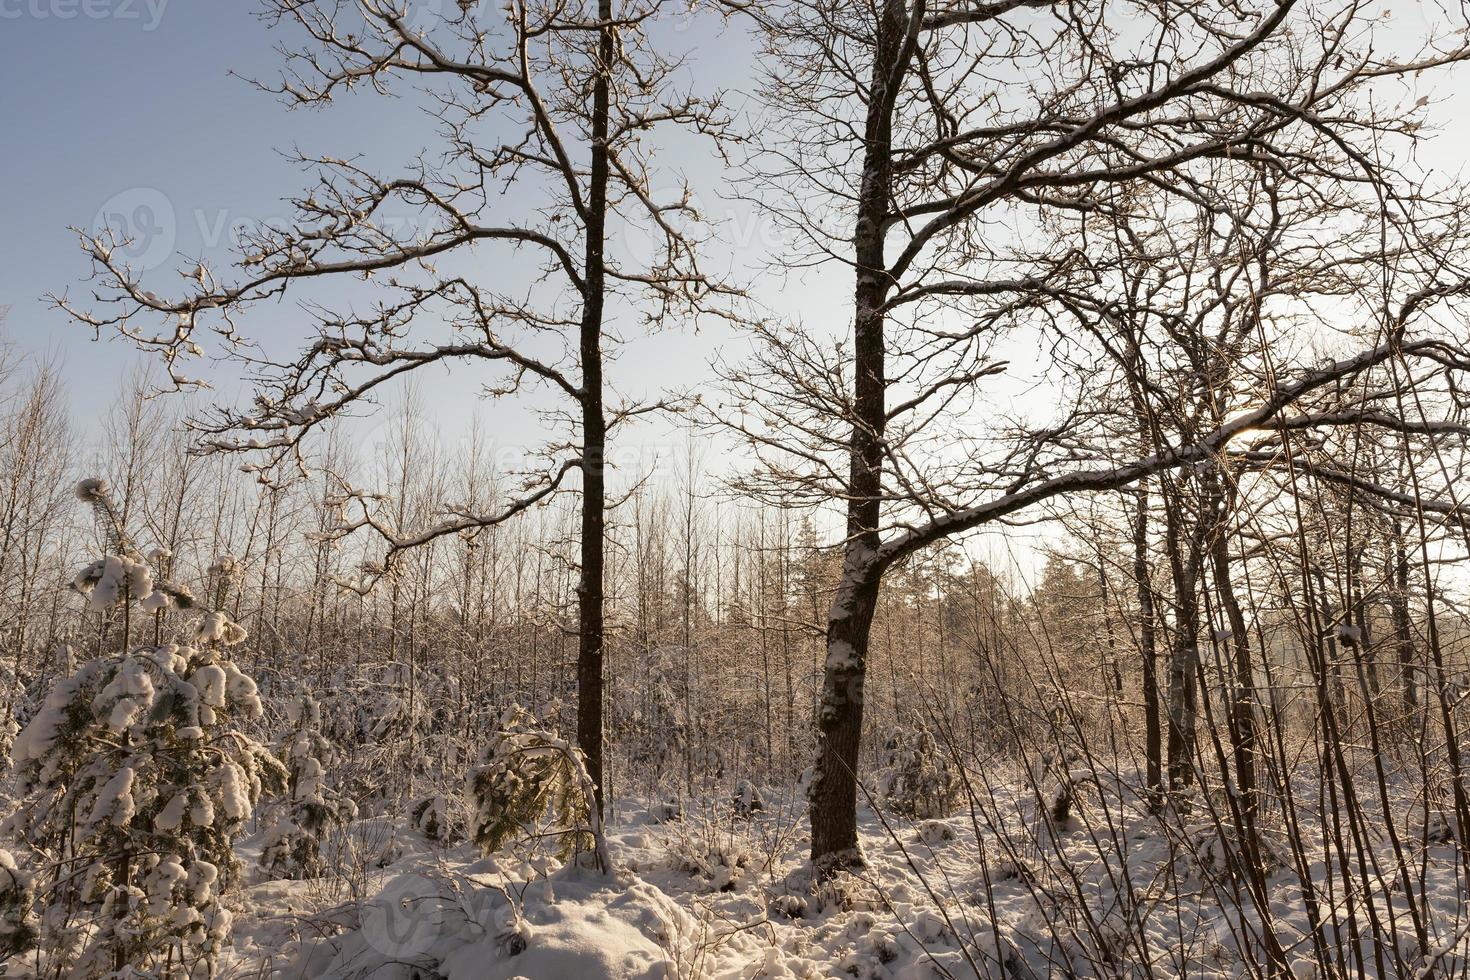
[3,0,1470,578]
[0,1,811,467]
[1,4,384,399]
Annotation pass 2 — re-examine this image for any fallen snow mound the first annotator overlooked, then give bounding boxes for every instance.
[318,868,696,980]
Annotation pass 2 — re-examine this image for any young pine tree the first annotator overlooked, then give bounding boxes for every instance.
[467,706,610,874]
[5,479,284,978]
[260,691,356,881]
[877,727,960,821]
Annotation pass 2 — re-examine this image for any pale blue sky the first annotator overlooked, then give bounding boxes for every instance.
[3,1,1468,470]
[0,2,808,463]
[3,5,430,420]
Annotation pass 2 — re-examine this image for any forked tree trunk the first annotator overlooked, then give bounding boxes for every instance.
[1163,489,1204,794]
[1165,605,1201,793]
[1205,470,1290,980]
[1207,471,1257,819]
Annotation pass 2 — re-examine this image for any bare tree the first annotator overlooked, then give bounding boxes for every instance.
[721,0,1470,872]
[57,0,738,825]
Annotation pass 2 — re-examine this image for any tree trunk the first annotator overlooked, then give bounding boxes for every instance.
[1207,471,1257,819]
[1134,482,1163,811]
[1163,486,1204,795]
[1351,547,1381,704]
[1389,523,1417,710]
[1312,566,1346,709]
[576,0,613,819]
[807,0,913,874]
[811,561,883,869]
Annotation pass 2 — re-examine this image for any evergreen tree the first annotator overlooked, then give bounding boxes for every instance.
[877,727,959,820]
[467,706,609,873]
[0,849,36,958]
[260,691,355,880]
[5,479,284,977]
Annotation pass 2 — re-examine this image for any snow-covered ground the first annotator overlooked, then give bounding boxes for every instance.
[219,775,1470,979]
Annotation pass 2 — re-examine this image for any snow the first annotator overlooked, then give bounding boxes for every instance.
[195,609,249,648]
[155,792,189,832]
[322,872,685,980]
[199,767,1470,980]
[11,675,80,766]
[145,857,188,915]
[194,663,227,708]
[86,767,135,829]
[6,629,284,976]
[190,792,216,828]
[9,569,1470,978]
[73,554,155,612]
[217,762,252,822]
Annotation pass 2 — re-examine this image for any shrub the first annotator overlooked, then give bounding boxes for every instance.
[466,706,609,872]
[260,691,356,880]
[877,727,960,820]
[4,479,284,977]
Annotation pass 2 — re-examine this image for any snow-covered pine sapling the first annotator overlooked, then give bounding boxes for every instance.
[6,480,285,977]
[261,691,356,879]
[9,619,283,976]
[409,794,464,847]
[733,779,765,819]
[877,727,960,820]
[72,481,197,648]
[466,706,610,874]
[0,849,36,957]
[317,664,435,809]
[1038,747,1085,829]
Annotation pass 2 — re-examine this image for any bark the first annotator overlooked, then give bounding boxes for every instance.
[1162,487,1205,794]
[1388,523,1417,710]
[1098,559,1122,694]
[808,0,915,874]
[1312,566,1346,708]
[1134,482,1163,811]
[811,560,884,869]
[1351,547,1381,703]
[1207,471,1257,819]
[1165,599,1201,793]
[576,0,613,818]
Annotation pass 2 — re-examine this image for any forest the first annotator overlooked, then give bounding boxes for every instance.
[5,0,1470,977]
